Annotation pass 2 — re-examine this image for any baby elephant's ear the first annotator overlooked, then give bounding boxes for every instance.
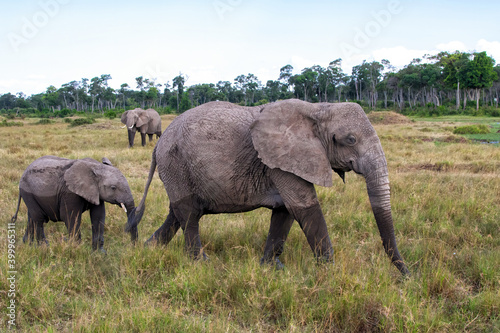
[64,160,100,205]
[250,100,332,187]
[102,157,113,166]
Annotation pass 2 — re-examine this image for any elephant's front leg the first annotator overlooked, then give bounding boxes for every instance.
[293,204,334,262]
[270,170,334,262]
[90,203,106,252]
[141,132,147,146]
[261,206,294,268]
[65,212,83,243]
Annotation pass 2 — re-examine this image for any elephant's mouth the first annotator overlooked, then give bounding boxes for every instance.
[110,201,129,213]
[333,161,361,182]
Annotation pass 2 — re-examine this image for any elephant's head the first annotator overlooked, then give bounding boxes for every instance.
[251,99,409,275]
[64,157,138,242]
[121,108,149,147]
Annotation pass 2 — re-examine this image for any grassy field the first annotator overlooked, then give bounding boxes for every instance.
[0,112,499,332]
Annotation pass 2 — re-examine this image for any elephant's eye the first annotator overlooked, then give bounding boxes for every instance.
[111,185,117,191]
[345,134,357,146]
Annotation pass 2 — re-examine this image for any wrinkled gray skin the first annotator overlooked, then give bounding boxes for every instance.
[121,108,162,148]
[12,156,138,251]
[127,99,409,275]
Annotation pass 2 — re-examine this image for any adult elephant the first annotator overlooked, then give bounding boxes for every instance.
[121,108,162,148]
[127,99,409,275]
[12,156,138,251]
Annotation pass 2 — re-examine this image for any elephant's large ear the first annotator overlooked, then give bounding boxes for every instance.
[64,160,100,205]
[136,111,150,128]
[250,100,332,187]
[120,110,129,125]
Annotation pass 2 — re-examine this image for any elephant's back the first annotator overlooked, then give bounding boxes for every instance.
[20,156,70,195]
[155,102,260,202]
[157,102,256,154]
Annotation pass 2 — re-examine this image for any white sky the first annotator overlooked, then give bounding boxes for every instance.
[1,0,500,95]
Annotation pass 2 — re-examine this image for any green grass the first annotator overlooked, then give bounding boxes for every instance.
[0,114,499,331]
[412,115,500,144]
[453,125,490,135]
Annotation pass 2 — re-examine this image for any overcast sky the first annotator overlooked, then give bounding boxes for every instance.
[1,0,500,95]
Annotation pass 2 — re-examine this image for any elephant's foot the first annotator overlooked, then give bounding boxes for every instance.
[260,257,285,270]
[198,251,209,262]
[144,235,157,247]
[34,238,49,247]
[188,249,209,262]
[93,247,107,255]
[315,254,335,266]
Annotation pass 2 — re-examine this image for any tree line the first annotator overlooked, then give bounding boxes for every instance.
[1,51,499,118]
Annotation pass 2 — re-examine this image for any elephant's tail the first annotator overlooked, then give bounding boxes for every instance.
[11,192,21,223]
[125,145,157,233]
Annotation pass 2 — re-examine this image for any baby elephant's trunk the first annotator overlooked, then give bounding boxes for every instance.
[125,145,157,242]
[125,205,144,243]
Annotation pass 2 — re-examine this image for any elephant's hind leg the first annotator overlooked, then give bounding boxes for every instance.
[171,199,206,260]
[261,206,294,268]
[23,212,35,244]
[24,212,49,246]
[145,205,181,246]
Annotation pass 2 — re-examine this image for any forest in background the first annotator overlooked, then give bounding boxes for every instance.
[1,50,500,119]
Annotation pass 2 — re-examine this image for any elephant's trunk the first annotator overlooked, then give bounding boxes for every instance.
[127,128,136,148]
[125,201,139,244]
[363,155,410,276]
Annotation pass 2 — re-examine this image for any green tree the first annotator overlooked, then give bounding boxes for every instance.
[173,74,186,112]
[89,77,103,112]
[463,52,498,110]
[0,93,17,109]
[279,64,294,91]
[42,85,59,112]
[119,83,129,109]
[216,81,233,101]
[438,51,470,110]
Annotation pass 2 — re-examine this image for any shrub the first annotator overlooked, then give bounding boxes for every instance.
[104,110,117,119]
[69,117,95,127]
[35,119,54,125]
[453,125,490,135]
[54,108,73,118]
[0,119,23,127]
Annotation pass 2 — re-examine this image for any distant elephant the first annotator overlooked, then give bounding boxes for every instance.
[127,99,409,275]
[121,108,162,148]
[12,156,138,251]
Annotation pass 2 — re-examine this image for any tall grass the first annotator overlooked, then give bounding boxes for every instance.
[0,115,499,332]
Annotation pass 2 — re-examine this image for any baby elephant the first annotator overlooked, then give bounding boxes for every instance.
[11,156,138,251]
